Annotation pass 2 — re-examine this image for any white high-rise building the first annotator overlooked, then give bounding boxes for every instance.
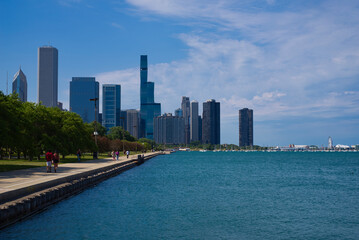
[190,100,199,142]
[328,136,333,149]
[38,46,58,107]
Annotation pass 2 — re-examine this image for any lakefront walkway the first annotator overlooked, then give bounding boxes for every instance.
[0,152,160,204]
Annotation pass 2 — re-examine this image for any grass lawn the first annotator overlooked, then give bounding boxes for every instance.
[0,153,109,172]
[0,151,145,172]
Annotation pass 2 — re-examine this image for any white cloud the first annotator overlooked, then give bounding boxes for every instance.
[95,68,139,112]
[97,0,359,144]
[111,22,124,29]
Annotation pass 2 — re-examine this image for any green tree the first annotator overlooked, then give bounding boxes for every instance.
[87,121,107,136]
[0,92,23,159]
[107,126,136,141]
[138,138,155,150]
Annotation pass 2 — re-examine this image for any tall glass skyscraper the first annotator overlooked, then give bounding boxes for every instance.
[102,84,121,130]
[70,77,99,123]
[239,108,253,147]
[38,46,58,107]
[202,99,220,145]
[140,55,161,140]
[190,100,199,142]
[181,96,190,144]
[175,108,183,117]
[12,68,27,102]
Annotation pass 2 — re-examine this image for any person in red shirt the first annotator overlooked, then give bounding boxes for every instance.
[45,150,53,173]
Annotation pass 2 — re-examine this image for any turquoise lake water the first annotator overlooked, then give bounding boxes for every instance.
[1,152,359,239]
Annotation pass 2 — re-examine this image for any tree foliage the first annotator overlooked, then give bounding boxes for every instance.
[87,121,107,136]
[107,126,136,142]
[0,92,95,159]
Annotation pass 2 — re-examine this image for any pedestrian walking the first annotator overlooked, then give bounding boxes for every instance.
[111,151,115,160]
[115,150,119,160]
[77,149,81,162]
[53,151,60,173]
[126,150,130,158]
[45,150,53,173]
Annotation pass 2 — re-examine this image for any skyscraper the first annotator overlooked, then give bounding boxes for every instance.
[127,109,139,139]
[190,100,199,142]
[181,96,190,144]
[38,46,58,107]
[328,136,333,149]
[12,67,27,102]
[154,113,185,144]
[198,115,202,142]
[202,99,220,145]
[140,55,161,139]
[120,110,127,130]
[69,77,99,123]
[175,108,183,117]
[102,84,121,130]
[238,108,253,147]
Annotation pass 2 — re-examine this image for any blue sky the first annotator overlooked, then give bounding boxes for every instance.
[1,0,359,146]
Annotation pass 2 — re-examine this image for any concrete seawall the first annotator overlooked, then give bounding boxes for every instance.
[0,152,164,229]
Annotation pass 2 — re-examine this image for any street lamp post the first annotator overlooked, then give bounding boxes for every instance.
[90,97,99,159]
[120,117,125,152]
[133,125,137,153]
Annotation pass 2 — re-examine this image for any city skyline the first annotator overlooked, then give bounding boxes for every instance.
[1,0,359,146]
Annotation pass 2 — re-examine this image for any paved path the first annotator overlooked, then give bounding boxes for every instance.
[0,153,157,203]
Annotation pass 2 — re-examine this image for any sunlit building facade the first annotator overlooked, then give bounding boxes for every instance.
[140,55,161,139]
[102,84,121,130]
[12,68,27,102]
[38,46,58,107]
[70,77,99,123]
[154,113,185,144]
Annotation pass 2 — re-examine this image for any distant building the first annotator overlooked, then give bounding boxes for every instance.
[190,101,199,142]
[181,96,190,144]
[175,108,183,117]
[38,46,58,107]
[102,84,121,130]
[328,136,333,149]
[70,77,99,123]
[120,110,127,130]
[202,99,220,145]
[198,115,202,142]
[126,109,139,139]
[57,102,63,111]
[140,55,161,139]
[238,108,253,147]
[12,68,27,102]
[98,113,102,125]
[154,113,185,144]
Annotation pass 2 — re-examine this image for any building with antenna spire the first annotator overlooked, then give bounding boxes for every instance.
[12,67,27,102]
